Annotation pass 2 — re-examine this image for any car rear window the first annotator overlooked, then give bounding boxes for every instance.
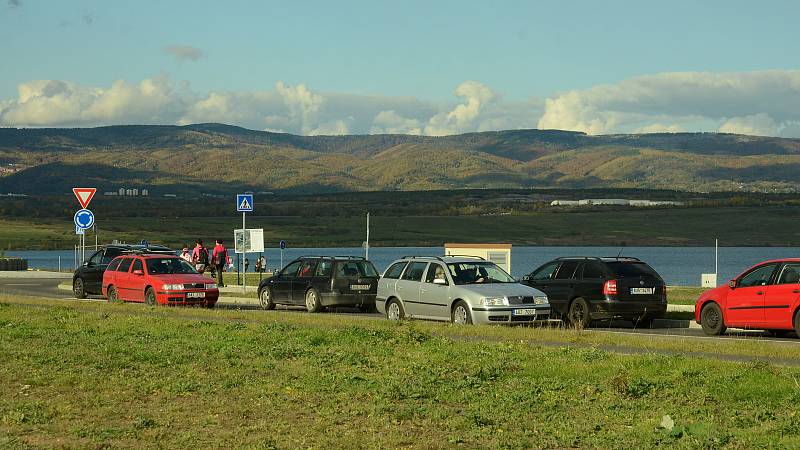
[606,261,660,278]
[337,261,378,278]
[383,262,407,279]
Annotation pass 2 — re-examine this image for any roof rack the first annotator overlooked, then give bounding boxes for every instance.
[401,255,445,261]
[555,256,642,261]
[443,254,486,260]
[297,255,367,260]
[121,249,175,255]
[556,256,603,261]
[601,256,642,261]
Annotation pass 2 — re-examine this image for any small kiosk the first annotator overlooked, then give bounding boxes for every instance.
[444,243,512,273]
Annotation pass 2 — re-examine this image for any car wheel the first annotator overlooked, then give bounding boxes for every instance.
[386,299,404,321]
[359,302,377,313]
[700,302,726,336]
[73,278,87,299]
[145,287,157,307]
[451,300,473,325]
[258,287,276,310]
[794,310,800,338]
[635,316,655,329]
[107,286,120,303]
[568,298,591,329]
[305,288,322,313]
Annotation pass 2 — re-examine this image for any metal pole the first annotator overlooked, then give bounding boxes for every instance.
[280,248,283,270]
[58,256,61,272]
[243,212,246,292]
[366,212,370,260]
[715,238,719,282]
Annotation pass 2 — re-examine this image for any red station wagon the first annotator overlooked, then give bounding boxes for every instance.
[696,258,800,337]
[102,253,219,307]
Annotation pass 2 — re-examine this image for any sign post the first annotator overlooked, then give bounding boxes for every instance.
[279,239,286,269]
[236,194,254,292]
[72,188,97,266]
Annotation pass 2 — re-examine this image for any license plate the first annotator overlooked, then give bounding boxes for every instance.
[187,292,206,298]
[630,288,655,295]
[513,308,537,316]
[350,284,370,290]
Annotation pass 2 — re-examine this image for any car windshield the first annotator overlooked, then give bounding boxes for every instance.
[146,258,198,275]
[447,262,515,285]
[337,261,379,277]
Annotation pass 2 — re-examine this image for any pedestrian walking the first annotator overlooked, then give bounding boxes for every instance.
[212,239,229,287]
[191,239,210,274]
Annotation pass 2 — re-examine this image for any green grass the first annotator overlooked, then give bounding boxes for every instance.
[668,286,707,305]
[3,205,800,250]
[2,297,800,448]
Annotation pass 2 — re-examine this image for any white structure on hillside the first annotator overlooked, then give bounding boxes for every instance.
[551,199,683,207]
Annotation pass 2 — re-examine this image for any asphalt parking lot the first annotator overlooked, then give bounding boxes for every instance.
[1,273,798,343]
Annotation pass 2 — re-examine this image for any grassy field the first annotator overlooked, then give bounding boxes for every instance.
[2,297,800,448]
[3,205,800,250]
[667,286,706,305]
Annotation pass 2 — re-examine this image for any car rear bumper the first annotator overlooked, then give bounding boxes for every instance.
[589,298,666,320]
[321,292,377,307]
[471,306,551,325]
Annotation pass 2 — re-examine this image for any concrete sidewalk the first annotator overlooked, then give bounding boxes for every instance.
[0,270,72,279]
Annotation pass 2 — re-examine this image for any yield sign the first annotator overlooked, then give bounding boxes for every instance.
[72,187,97,209]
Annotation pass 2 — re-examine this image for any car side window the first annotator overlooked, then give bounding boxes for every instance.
[554,261,580,280]
[297,260,317,278]
[107,258,123,272]
[102,249,121,265]
[132,259,143,273]
[424,264,448,284]
[88,251,103,265]
[315,260,333,277]
[581,261,605,279]
[117,258,134,273]
[777,263,800,284]
[401,262,427,282]
[738,264,778,287]
[383,262,408,279]
[531,262,560,280]
[281,261,303,277]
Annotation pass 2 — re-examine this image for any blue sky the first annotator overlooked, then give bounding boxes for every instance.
[1,0,799,136]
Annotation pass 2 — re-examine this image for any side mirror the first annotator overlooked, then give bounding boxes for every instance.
[728,280,736,289]
[433,278,447,285]
[133,269,144,276]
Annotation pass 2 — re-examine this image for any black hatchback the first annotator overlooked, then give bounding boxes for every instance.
[257,256,380,312]
[521,256,667,328]
[72,243,173,298]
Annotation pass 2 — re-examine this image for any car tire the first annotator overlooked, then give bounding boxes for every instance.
[258,287,276,310]
[794,310,800,338]
[107,286,120,303]
[386,299,404,321]
[700,302,726,336]
[358,302,377,313]
[145,287,157,307]
[73,278,87,299]
[305,288,322,313]
[204,302,216,309]
[568,297,591,329]
[451,300,473,325]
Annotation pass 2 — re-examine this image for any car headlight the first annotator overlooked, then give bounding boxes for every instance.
[162,284,184,290]
[480,296,508,306]
[205,283,217,289]
[533,295,548,305]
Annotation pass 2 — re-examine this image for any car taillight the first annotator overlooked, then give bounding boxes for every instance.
[603,280,618,296]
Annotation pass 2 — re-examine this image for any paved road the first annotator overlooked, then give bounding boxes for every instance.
[1,275,797,344]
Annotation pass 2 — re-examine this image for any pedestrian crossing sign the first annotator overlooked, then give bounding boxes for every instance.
[236,194,254,212]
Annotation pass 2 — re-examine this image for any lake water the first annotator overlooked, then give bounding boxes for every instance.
[6,246,799,286]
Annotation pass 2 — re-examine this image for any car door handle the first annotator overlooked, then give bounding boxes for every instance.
[756,291,764,295]
[420,289,427,293]
[397,286,403,291]
[793,290,800,294]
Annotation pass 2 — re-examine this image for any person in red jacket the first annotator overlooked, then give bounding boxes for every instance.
[212,239,229,287]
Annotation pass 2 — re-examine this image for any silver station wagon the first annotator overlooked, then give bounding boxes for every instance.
[376,256,550,325]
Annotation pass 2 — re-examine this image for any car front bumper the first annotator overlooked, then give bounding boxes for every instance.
[470,306,551,325]
[157,289,219,306]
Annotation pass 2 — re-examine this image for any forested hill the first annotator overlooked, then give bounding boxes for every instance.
[1,123,799,195]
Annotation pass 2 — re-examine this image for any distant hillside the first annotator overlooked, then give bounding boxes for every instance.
[1,123,800,195]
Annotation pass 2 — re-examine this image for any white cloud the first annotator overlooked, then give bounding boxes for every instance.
[370,110,423,135]
[719,113,778,136]
[163,45,205,62]
[424,81,498,136]
[538,70,800,137]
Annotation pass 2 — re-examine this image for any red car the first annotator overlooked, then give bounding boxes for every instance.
[696,258,800,336]
[102,253,219,307]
